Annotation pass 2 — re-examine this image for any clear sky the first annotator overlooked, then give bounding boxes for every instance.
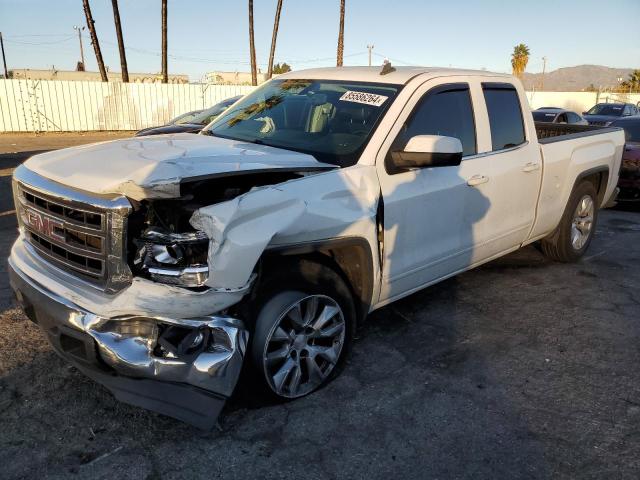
[1,0,638,81]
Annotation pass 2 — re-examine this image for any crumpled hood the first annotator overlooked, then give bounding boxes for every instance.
[23,133,336,200]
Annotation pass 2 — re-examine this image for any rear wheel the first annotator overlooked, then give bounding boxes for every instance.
[541,180,598,262]
[250,261,355,399]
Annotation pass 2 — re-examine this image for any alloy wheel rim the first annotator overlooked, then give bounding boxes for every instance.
[571,194,594,250]
[263,294,346,398]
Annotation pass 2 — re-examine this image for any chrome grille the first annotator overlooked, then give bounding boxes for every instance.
[22,189,104,230]
[12,166,133,293]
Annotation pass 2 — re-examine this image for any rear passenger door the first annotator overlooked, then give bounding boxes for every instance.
[477,82,542,256]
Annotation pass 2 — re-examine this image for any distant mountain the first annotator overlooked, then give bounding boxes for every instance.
[521,65,636,91]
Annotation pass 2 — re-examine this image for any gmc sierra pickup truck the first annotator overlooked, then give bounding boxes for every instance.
[9,67,625,428]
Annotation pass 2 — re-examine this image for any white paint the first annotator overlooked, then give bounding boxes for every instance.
[23,133,335,200]
[191,164,380,290]
[404,135,462,153]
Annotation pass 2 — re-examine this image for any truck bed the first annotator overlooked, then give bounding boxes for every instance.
[535,122,622,144]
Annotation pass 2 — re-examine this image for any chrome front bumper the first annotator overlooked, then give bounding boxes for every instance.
[8,258,248,429]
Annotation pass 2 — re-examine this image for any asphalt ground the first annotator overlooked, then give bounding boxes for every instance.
[0,133,638,479]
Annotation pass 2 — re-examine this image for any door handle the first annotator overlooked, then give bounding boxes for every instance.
[466,175,489,187]
[522,162,540,172]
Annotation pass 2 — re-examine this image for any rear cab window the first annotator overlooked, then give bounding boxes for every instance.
[482,83,526,151]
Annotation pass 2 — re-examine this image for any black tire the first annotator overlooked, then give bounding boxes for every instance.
[249,259,356,400]
[540,180,598,262]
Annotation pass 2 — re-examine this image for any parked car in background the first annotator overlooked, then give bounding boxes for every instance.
[169,109,204,125]
[610,117,640,202]
[583,103,639,126]
[135,96,242,136]
[533,107,588,125]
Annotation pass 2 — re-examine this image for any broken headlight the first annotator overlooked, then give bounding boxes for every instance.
[133,228,209,287]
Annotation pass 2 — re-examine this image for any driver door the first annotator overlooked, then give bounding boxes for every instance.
[375,78,493,304]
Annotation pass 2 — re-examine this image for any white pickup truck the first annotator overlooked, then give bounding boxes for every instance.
[9,67,624,428]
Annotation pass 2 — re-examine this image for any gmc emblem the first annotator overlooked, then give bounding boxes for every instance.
[25,209,65,243]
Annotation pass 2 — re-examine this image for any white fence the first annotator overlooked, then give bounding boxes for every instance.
[0,79,639,133]
[0,79,255,132]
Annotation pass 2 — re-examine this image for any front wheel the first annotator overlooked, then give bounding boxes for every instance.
[541,180,598,262]
[250,261,356,399]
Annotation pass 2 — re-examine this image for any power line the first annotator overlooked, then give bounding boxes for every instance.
[4,35,75,45]
[5,29,370,72]
[372,51,417,66]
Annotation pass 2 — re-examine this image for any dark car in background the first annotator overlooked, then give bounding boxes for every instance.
[610,117,640,202]
[533,107,588,125]
[135,95,242,136]
[583,103,639,126]
[169,109,204,125]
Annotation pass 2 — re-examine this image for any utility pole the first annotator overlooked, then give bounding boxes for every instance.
[161,0,168,83]
[336,0,345,67]
[111,0,129,82]
[541,56,547,91]
[266,0,283,80]
[73,25,85,71]
[0,32,8,78]
[82,0,108,81]
[367,44,374,67]
[248,0,257,86]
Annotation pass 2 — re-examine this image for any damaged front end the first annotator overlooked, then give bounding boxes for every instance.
[10,144,372,427]
[9,253,248,428]
[9,160,334,428]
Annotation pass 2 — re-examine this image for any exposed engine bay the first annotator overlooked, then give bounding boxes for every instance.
[127,171,308,288]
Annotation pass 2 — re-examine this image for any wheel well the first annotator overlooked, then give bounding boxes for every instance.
[258,238,374,324]
[577,168,609,207]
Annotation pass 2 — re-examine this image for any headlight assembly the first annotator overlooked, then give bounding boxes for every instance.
[133,228,209,287]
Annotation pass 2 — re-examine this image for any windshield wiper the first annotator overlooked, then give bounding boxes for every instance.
[200,130,269,147]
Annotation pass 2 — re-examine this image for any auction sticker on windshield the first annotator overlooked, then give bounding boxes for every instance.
[339,91,388,107]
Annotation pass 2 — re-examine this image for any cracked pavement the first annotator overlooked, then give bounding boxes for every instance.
[0,135,639,479]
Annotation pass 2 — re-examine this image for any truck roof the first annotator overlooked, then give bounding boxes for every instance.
[277,66,512,85]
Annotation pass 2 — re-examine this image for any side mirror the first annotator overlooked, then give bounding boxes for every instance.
[582,112,588,115]
[390,135,463,170]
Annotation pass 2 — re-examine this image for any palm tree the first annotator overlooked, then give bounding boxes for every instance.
[248,0,257,86]
[267,0,283,79]
[82,0,108,82]
[161,0,168,83]
[110,0,128,82]
[336,0,345,67]
[511,43,530,79]
[620,70,640,93]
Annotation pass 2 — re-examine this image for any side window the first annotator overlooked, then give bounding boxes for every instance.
[482,83,526,151]
[567,112,580,123]
[556,113,568,124]
[392,83,477,157]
